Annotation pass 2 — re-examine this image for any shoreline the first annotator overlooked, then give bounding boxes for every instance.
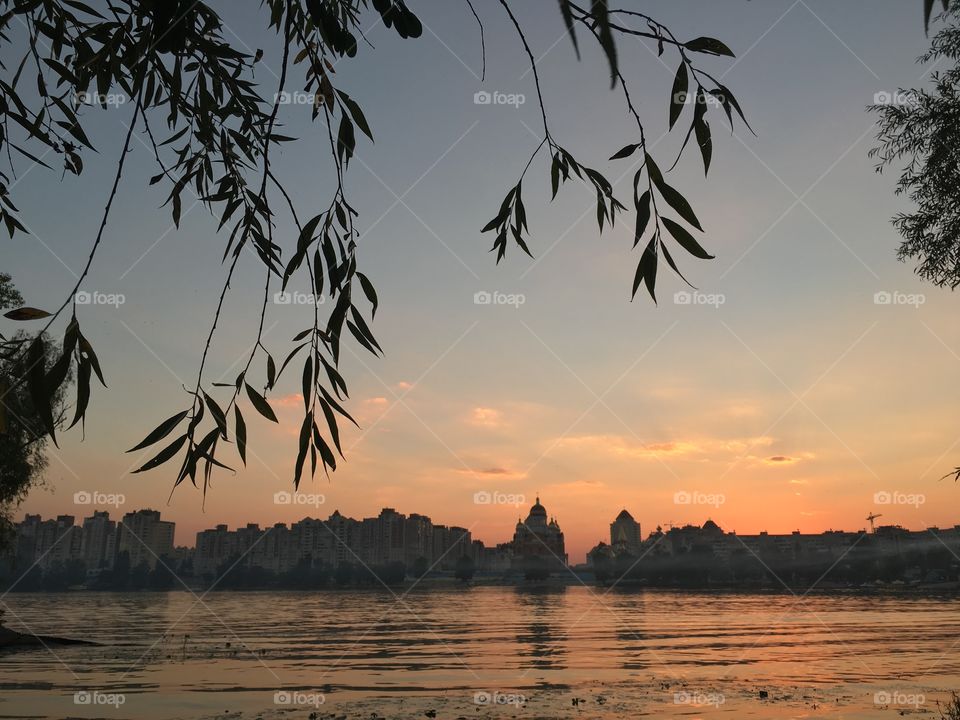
[3,577,959,595]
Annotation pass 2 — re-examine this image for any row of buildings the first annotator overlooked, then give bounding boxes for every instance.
[589,511,960,581]
[3,497,571,579]
[10,498,960,581]
[10,510,175,574]
[193,509,487,575]
[192,497,572,576]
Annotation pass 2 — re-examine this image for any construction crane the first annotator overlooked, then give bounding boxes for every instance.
[866,513,883,532]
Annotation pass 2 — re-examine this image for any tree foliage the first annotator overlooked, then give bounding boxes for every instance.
[871,0,960,289]
[0,274,71,537]
[0,1,748,495]
[870,0,960,482]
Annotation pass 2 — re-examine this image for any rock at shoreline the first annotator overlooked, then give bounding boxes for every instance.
[0,624,98,650]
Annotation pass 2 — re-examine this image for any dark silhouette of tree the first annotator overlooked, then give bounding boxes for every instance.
[411,555,429,579]
[0,1,749,496]
[872,1,960,289]
[520,555,550,582]
[0,275,72,545]
[870,0,960,480]
[454,554,475,582]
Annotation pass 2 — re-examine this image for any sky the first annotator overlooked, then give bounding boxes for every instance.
[5,1,960,563]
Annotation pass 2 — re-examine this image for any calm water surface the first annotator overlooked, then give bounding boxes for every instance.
[1,587,959,718]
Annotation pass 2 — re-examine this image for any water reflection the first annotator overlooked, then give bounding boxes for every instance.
[514,586,568,670]
[1,587,959,719]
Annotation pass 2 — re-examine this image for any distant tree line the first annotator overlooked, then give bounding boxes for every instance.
[0,551,478,592]
[593,543,960,589]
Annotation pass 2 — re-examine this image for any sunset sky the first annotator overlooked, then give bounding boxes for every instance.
[6,1,960,563]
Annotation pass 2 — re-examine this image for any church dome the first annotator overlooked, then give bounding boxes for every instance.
[528,496,547,517]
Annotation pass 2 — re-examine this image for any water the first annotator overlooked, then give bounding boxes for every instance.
[1,587,959,718]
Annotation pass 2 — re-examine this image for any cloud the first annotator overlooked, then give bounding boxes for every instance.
[469,407,501,428]
[726,403,762,418]
[763,453,814,466]
[365,396,389,406]
[554,434,776,460]
[272,393,303,407]
[455,466,526,480]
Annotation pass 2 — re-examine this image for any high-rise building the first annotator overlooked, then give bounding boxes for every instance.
[194,524,236,576]
[609,509,642,556]
[403,513,433,566]
[25,515,83,569]
[117,509,175,569]
[80,511,116,570]
[325,510,357,566]
[290,517,336,567]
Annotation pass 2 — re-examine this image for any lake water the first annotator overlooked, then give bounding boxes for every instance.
[1,587,959,718]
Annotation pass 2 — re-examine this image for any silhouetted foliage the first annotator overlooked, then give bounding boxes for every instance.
[940,692,960,720]
[0,275,72,544]
[0,1,747,496]
[411,555,429,579]
[872,1,960,290]
[520,555,550,582]
[870,1,960,481]
[454,554,475,582]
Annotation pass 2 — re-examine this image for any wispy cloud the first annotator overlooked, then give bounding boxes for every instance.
[469,406,502,428]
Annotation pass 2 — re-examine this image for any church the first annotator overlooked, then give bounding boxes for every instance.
[510,496,568,573]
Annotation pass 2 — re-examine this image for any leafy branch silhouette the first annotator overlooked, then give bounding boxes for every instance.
[0,0,748,495]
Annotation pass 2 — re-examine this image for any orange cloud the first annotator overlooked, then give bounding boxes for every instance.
[455,466,527,480]
[554,434,776,460]
[272,393,303,408]
[470,407,501,427]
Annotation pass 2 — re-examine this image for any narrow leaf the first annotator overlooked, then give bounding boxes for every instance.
[128,410,188,452]
[662,217,714,259]
[245,382,278,422]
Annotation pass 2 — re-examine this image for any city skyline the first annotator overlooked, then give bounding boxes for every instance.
[11,496,958,593]
[13,492,950,563]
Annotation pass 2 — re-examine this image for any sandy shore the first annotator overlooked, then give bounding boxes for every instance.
[174,681,957,720]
